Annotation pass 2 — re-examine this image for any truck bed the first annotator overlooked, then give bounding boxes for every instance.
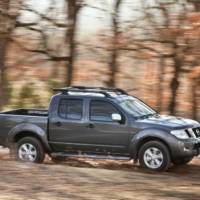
[0,109,48,147]
[0,109,48,117]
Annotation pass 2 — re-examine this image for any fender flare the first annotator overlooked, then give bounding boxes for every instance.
[7,123,52,152]
[129,128,174,160]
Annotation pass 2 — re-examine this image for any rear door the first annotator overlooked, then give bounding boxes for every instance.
[48,97,88,151]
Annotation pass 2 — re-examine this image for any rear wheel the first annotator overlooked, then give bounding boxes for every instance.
[172,157,193,165]
[138,141,171,172]
[14,137,45,163]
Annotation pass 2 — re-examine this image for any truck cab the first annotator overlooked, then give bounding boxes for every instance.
[48,93,132,155]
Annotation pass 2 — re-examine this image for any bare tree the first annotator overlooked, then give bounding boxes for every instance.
[65,0,84,86]
[0,0,11,109]
[0,0,39,108]
[191,75,200,120]
[187,0,200,11]
[13,0,84,87]
[107,0,122,87]
[129,0,198,115]
[0,0,23,108]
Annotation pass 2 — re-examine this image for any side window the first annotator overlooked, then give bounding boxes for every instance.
[90,100,120,122]
[58,99,83,120]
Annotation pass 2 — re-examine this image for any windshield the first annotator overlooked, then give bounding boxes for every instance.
[119,98,156,118]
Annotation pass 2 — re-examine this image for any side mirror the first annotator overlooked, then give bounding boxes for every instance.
[111,113,122,122]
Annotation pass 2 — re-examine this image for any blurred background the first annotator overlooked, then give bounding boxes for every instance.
[0,0,199,120]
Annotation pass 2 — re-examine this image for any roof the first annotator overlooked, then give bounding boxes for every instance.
[53,86,129,99]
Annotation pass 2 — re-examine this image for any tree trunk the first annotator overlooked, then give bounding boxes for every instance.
[187,0,200,11]
[157,56,165,112]
[107,0,122,88]
[191,77,199,120]
[0,0,10,109]
[169,54,181,115]
[65,0,81,87]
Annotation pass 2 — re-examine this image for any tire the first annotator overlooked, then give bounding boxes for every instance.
[138,141,171,172]
[15,137,45,163]
[172,157,193,165]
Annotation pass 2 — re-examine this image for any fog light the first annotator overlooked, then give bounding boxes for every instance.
[183,147,190,152]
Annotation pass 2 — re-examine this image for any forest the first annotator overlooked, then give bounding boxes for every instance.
[1,1,200,200]
[0,0,200,119]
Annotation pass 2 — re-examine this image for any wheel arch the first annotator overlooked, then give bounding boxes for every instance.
[135,136,172,160]
[129,129,173,161]
[7,123,52,153]
[13,131,50,152]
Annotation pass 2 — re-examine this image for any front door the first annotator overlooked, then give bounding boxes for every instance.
[84,99,130,154]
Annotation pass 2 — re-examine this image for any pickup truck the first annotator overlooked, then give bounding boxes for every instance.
[0,86,200,171]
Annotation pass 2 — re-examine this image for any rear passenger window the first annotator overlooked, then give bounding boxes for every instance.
[90,100,120,122]
[58,99,83,120]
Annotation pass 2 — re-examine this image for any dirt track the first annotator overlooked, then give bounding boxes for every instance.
[0,148,200,200]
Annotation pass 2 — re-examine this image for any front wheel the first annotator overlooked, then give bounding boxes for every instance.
[15,137,45,163]
[138,141,171,172]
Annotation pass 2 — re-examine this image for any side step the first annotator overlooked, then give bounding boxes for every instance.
[50,153,131,161]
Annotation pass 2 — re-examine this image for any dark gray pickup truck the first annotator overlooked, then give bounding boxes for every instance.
[0,86,200,171]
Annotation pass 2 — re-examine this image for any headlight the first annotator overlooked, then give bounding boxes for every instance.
[170,129,189,139]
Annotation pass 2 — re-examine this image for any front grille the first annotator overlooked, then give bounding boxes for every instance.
[194,143,200,149]
[193,127,200,138]
[187,127,200,138]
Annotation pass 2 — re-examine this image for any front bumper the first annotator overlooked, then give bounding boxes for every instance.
[175,138,200,158]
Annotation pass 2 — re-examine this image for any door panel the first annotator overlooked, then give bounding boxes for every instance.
[49,98,89,151]
[84,99,130,153]
[85,122,130,153]
[49,97,131,154]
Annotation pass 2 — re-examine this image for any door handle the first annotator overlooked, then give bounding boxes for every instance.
[87,123,95,129]
[55,121,62,127]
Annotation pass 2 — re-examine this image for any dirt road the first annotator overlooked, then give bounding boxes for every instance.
[0,148,200,200]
